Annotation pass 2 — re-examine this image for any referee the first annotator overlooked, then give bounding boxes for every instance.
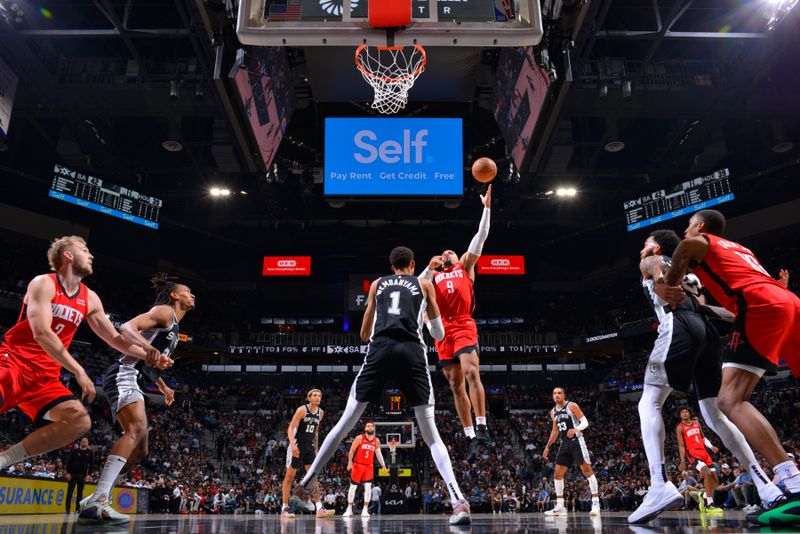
[65,438,94,513]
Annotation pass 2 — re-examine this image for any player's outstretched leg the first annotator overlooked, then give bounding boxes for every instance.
[629,385,682,524]
[414,404,470,525]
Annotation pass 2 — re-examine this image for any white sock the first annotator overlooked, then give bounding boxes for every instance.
[0,443,28,470]
[638,384,672,487]
[555,478,564,498]
[95,455,127,500]
[698,397,786,503]
[775,460,800,493]
[347,484,357,505]
[363,482,372,507]
[588,474,598,497]
[299,395,368,486]
[415,404,464,504]
[464,426,476,439]
[476,416,487,426]
[705,493,714,504]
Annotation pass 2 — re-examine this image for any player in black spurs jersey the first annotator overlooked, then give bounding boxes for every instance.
[543,387,599,517]
[294,247,471,525]
[281,388,335,518]
[79,274,191,524]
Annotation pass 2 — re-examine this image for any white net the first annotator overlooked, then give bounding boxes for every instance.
[355,45,426,114]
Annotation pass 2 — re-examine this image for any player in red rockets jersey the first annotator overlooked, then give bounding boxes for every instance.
[658,210,800,526]
[0,236,171,477]
[419,186,492,460]
[675,407,723,514]
[344,422,388,517]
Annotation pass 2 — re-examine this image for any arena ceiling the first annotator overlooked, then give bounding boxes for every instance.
[1,0,799,271]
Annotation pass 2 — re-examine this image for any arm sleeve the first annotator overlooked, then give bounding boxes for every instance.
[575,416,589,433]
[467,208,491,256]
[703,437,714,449]
[418,267,433,281]
[427,316,445,341]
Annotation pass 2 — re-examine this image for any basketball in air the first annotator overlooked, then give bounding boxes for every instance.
[471,157,497,183]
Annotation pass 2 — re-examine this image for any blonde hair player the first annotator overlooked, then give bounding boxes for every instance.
[0,236,170,501]
[344,421,388,517]
[281,388,335,518]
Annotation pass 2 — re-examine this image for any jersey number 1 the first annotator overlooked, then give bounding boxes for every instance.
[387,291,401,315]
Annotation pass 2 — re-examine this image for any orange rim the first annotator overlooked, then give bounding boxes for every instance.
[355,44,426,83]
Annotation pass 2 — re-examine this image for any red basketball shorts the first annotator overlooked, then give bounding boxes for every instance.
[351,462,374,484]
[730,284,800,376]
[0,352,76,423]
[435,316,479,366]
[687,448,714,471]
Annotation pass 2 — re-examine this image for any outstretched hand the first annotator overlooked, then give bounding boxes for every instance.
[480,184,492,208]
[654,280,686,307]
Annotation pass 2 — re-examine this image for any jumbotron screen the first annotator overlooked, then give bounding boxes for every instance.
[49,165,162,229]
[624,168,734,232]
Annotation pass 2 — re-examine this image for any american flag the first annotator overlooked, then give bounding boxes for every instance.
[269,3,302,21]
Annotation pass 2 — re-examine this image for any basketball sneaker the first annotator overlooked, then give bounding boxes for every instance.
[316,506,336,518]
[361,507,370,517]
[281,505,295,518]
[343,506,353,517]
[476,424,492,446]
[627,482,683,524]
[545,503,567,516]
[590,499,601,516]
[705,504,724,515]
[449,498,471,525]
[78,500,130,525]
[746,493,800,526]
[467,438,481,462]
[696,491,707,513]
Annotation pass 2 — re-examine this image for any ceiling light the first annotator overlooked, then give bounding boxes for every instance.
[210,187,221,196]
[556,187,577,198]
[327,199,345,208]
[220,189,231,196]
[240,190,248,195]
[772,141,795,153]
[604,140,625,152]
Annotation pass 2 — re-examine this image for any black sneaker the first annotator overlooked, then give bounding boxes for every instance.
[476,425,492,445]
[746,493,800,526]
[467,437,481,462]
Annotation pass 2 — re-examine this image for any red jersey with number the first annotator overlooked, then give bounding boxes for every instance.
[432,263,475,321]
[692,234,783,312]
[679,420,706,454]
[0,274,89,378]
[355,434,378,465]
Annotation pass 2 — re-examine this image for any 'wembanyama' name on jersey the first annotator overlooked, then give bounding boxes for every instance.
[295,404,320,447]
[372,275,426,344]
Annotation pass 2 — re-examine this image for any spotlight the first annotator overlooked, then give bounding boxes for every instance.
[220,188,231,196]
[556,187,577,198]
[210,187,221,196]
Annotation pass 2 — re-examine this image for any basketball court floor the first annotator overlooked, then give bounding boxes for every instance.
[0,511,767,533]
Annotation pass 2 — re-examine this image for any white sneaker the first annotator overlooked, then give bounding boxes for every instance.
[545,503,567,516]
[449,499,471,525]
[590,501,601,516]
[343,507,353,517]
[78,493,95,511]
[361,508,370,517]
[627,482,683,524]
[78,501,130,525]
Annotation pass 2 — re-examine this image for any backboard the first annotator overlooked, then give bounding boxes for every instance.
[237,0,543,47]
[372,421,416,449]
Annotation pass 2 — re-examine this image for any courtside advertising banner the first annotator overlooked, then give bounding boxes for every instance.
[324,118,463,196]
[0,476,141,514]
[262,256,312,276]
[477,255,525,275]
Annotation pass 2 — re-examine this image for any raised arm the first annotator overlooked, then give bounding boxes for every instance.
[460,185,492,279]
[360,280,379,342]
[25,276,95,401]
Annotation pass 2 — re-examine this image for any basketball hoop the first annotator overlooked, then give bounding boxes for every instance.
[355,45,426,114]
